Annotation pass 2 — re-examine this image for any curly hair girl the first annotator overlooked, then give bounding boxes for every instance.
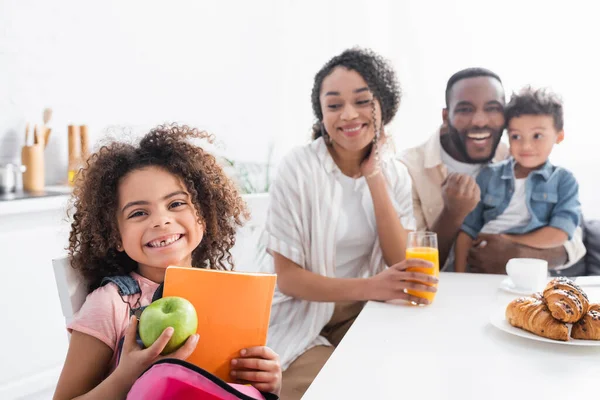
[55,124,283,400]
[68,124,249,290]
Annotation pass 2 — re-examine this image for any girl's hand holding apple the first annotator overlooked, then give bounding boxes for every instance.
[115,315,199,385]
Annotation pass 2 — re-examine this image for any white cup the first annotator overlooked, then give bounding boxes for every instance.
[505,258,548,292]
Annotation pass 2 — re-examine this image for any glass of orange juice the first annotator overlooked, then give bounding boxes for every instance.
[405,231,439,304]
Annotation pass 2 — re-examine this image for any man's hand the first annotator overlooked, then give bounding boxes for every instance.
[432,173,481,267]
[441,173,480,222]
[468,233,522,274]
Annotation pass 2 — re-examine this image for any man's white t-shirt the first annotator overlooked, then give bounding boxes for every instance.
[441,145,482,177]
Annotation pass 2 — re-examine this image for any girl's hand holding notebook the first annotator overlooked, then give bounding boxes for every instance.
[230,346,282,395]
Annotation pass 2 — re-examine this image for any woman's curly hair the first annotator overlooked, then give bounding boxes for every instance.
[311,47,402,140]
[68,124,249,290]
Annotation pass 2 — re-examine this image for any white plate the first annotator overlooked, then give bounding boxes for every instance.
[575,276,600,287]
[498,277,540,295]
[489,306,600,346]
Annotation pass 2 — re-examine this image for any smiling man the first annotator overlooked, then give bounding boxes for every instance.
[399,68,585,273]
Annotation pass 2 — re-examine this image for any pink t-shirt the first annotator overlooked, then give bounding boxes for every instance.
[67,272,160,368]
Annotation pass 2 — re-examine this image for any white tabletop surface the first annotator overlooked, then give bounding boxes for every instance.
[303,273,600,400]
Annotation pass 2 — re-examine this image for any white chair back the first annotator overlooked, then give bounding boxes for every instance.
[52,256,88,326]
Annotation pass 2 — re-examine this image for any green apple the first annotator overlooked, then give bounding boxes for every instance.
[138,296,198,355]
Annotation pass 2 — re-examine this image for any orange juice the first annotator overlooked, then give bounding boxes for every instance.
[405,246,439,303]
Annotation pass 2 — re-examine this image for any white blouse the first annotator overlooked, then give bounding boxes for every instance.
[334,173,376,279]
[260,136,415,370]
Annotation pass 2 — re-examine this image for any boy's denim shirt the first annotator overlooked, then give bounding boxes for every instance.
[461,158,580,240]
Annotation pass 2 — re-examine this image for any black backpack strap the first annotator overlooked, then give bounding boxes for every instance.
[128,282,163,319]
[100,275,142,296]
[152,282,164,302]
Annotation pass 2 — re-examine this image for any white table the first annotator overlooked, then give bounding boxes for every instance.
[303,273,600,400]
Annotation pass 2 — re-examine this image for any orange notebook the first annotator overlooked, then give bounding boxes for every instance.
[163,266,277,382]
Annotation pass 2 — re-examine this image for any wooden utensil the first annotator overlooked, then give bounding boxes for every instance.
[43,128,52,148]
[25,123,30,146]
[35,125,47,148]
[68,125,81,185]
[80,125,89,162]
[43,108,52,125]
[42,108,53,147]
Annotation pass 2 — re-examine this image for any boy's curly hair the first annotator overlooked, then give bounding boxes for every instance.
[68,124,249,290]
[505,86,564,131]
[311,47,401,140]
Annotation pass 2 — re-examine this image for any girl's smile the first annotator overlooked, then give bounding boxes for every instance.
[145,233,185,249]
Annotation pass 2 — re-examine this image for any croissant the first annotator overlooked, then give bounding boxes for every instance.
[506,293,569,341]
[571,304,600,340]
[542,277,590,323]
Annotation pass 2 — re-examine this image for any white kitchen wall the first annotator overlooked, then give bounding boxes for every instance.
[2,0,600,215]
[0,0,288,184]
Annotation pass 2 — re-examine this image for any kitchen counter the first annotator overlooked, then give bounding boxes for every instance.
[0,187,72,399]
[0,185,72,217]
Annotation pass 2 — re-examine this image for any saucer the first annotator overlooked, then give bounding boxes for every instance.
[498,277,540,295]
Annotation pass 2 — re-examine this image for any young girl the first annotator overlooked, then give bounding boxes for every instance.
[53,125,282,399]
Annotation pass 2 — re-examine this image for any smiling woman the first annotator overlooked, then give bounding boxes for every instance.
[261,48,438,400]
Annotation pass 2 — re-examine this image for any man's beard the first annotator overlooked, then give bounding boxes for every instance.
[447,122,503,164]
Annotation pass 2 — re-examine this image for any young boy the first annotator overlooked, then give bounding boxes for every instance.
[455,87,581,272]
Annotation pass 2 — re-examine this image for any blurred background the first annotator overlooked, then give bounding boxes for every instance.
[2,0,598,214]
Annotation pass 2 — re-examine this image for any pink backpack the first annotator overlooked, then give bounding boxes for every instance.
[127,359,279,400]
